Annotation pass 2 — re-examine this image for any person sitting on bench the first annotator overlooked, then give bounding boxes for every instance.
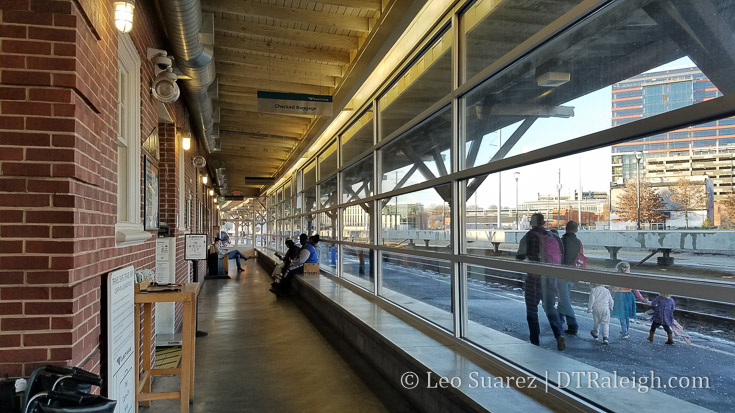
[214,237,249,272]
[270,234,319,296]
[272,239,301,280]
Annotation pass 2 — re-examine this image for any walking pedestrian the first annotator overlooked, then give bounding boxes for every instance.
[648,293,676,345]
[587,283,614,345]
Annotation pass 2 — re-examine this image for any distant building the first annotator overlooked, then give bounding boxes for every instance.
[611,67,735,191]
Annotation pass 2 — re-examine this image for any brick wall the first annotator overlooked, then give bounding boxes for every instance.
[0,0,213,378]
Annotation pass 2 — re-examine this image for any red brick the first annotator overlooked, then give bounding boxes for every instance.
[0,317,49,331]
[0,348,48,362]
[2,162,51,176]
[53,42,75,56]
[25,301,73,315]
[0,194,49,207]
[4,10,53,25]
[26,148,74,162]
[24,332,72,346]
[0,225,49,238]
[50,256,74,269]
[26,240,73,253]
[27,271,69,284]
[26,210,73,223]
[52,194,78,207]
[26,179,70,193]
[0,1,30,10]
[0,210,23,222]
[0,55,25,69]
[0,240,22,253]
[0,131,50,146]
[0,364,23,377]
[27,56,75,71]
[0,87,26,100]
[0,334,21,347]
[0,271,24,284]
[2,70,50,86]
[0,116,24,129]
[0,178,26,191]
[29,87,72,102]
[52,13,75,28]
[28,26,75,42]
[2,101,52,116]
[53,103,75,116]
[1,39,51,55]
[0,147,24,160]
[51,315,72,329]
[0,24,28,38]
[26,116,75,132]
[1,286,49,300]
[0,256,49,269]
[51,225,77,238]
[49,347,72,360]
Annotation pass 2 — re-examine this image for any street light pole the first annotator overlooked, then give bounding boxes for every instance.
[556,168,562,229]
[514,172,520,230]
[635,151,643,230]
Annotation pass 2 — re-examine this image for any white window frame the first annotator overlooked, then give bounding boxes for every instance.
[178,133,189,232]
[115,33,150,247]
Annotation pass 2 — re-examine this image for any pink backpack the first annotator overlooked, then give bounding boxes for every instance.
[539,231,562,265]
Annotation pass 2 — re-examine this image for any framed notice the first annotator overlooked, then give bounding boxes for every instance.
[185,233,208,260]
[144,157,159,231]
[106,266,135,413]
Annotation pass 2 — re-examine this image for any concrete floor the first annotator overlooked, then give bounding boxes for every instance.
[140,259,410,413]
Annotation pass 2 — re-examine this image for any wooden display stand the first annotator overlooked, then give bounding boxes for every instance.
[134,282,200,413]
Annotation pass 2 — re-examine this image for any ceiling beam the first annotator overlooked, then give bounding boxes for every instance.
[313,0,381,12]
[214,18,359,51]
[202,0,370,33]
[220,110,313,129]
[216,35,351,65]
[217,62,338,88]
[218,74,334,95]
[220,123,305,138]
[216,49,344,77]
[218,84,259,96]
[220,130,301,141]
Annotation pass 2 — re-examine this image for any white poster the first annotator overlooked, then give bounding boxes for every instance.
[185,233,208,260]
[106,265,135,413]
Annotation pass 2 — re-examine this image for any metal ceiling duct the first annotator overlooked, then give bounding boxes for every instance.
[158,0,218,153]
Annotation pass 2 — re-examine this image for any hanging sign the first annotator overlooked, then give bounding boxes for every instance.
[257,91,333,116]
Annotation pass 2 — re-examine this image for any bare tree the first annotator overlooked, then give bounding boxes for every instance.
[721,193,735,226]
[614,178,666,225]
[668,178,706,229]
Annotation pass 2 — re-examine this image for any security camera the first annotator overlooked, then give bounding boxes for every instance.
[153,55,172,73]
[151,71,180,103]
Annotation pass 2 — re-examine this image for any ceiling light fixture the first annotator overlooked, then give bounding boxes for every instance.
[209,189,214,196]
[202,175,208,185]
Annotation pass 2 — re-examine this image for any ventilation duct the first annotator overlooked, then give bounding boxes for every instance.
[158,1,218,153]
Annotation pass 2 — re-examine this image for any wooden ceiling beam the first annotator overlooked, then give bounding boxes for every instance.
[220,110,312,129]
[217,63,338,88]
[220,123,305,138]
[216,35,351,65]
[314,0,381,12]
[218,74,334,96]
[214,18,359,51]
[218,84,259,96]
[215,49,344,77]
[202,0,370,32]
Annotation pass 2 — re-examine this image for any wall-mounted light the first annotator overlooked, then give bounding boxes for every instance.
[113,1,135,33]
[182,135,191,151]
[202,175,208,185]
[216,204,220,209]
[209,189,214,196]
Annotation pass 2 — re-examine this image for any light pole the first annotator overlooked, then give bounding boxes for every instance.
[634,151,643,230]
[556,168,562,229]
[514,172,520,229]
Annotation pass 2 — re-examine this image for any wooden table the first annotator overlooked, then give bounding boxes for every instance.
[134,282,200,413]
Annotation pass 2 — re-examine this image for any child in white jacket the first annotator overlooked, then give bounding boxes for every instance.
[588,284,614,345]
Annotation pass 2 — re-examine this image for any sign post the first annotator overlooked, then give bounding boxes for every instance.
[184,234,208,337]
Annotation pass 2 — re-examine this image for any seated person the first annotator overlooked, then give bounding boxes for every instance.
[271,239,300,280]
[270,234,319,296]
[213,237,249,272]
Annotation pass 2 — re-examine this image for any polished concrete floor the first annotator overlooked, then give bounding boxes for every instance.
[140,259,411,413]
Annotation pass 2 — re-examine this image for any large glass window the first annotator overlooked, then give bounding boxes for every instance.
[319,176,338,209]
[380,107,451,193]
[342,245,374,292]
[303,161,316,190]
[381,185,451,253]
[462,0,582,80]
[379,28,452,140]
[341,107,374,166]
[318,141,338,180]
[380,252,452,331]
[342,156,373,203]
[342,203,371,243]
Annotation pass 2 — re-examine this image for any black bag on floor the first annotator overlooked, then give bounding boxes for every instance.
[22,366,116,413]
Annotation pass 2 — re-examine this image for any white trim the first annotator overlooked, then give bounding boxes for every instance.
[115,33,143,246]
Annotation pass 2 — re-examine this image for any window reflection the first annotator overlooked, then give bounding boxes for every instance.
[381,185,451,253]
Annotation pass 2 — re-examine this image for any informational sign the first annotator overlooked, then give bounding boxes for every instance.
[257,91,333,116]
[106,266,135,413]
[156,239,171,283]
[156,238,177,344]
[185,233,208,260]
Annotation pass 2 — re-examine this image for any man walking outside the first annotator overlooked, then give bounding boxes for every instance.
[559,221,582,335]
[516,213,566,350]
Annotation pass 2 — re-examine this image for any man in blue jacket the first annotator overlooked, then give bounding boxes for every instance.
[270,234,319,296]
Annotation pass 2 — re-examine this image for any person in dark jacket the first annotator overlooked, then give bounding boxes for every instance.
[559,221,581,334]
[516,213,566,351]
